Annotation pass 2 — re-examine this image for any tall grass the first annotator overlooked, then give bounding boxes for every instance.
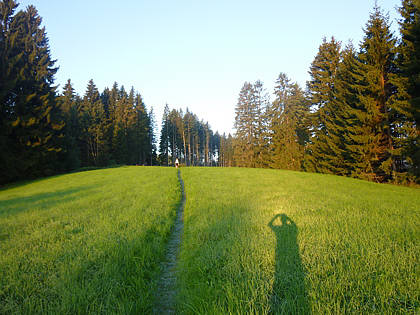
[0,166,179,314]
[177,167,420,314]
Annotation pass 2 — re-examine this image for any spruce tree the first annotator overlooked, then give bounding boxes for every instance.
[80,80,108,166]
[398,0,420,181]
[148,107,157,165]
[304,37,341,173]
[59,79,81,170]
[0,2,64,182]
[233,81,267,167]
[348,6,402,182]
[159,104,170,166]
[253,80,270,168]
[168,108,184,164]
[134,92,149,165]
[328,44,362,176]
[233,82,256,167]
[269,73,308,171]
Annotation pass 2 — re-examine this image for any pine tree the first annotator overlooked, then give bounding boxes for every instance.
[134,92,149,165]
[328,44,362,176]
[168,108,184,164]
[59,79,81,170]
[304,37,341,173]
[347,6,402,182]
[0,1,64,182]
[233,81,267,167]
[253,80,270,168]
[159,104,170,166]
[269,73,308,170]
[234,82,254,167]
[148,107,157,166]
[398,0,420,181]
[80,80,108,166]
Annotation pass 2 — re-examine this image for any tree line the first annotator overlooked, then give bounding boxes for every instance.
[2,0,418,185]
[158,105,234,167]
[0,0,155,184]
[233,2,419,184]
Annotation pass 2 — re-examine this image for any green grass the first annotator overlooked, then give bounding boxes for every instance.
[1,166,419,314]
[177,167,420,314]
[0,166,179,314]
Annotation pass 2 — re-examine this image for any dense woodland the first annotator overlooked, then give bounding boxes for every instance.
[1,0,419,185]
[0,0,156,184]
[232,2,420,184]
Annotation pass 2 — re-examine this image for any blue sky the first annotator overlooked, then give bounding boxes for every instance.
[18,0,401,135]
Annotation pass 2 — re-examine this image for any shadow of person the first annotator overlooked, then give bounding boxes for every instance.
[268,214,310,314]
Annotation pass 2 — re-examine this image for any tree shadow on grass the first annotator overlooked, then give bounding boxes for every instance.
[268,214,310,314]
[0,185,99,217]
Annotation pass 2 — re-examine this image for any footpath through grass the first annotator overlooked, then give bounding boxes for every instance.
[178,167,419,314]
[0,166,179,314]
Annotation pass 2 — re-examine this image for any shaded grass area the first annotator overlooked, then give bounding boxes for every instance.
[0,166,179,314]
[178,167,420,314]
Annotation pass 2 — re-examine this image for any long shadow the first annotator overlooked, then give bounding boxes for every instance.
[268,214,310,314]
[0,185,99,217]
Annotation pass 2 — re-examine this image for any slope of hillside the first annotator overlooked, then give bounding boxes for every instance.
[0,166,179,314]
[178,167,419,314]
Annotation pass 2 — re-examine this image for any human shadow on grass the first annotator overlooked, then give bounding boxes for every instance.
[268,214,310,314]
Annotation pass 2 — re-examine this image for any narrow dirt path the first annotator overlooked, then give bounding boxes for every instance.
[154,169,185,314]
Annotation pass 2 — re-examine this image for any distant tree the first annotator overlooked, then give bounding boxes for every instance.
[59,79,81,170]
[253,80,270,168]
[80,80,109,166]
[134,92,150,165]
[168,108,184,164]
[212,131,220,166]
[268,73,309,170]
[220,133,234,167]
[159,104,170,166]
[233,81,268,167]
[148,107,157,165]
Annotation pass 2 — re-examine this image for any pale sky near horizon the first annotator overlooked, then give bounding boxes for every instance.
[18,0,401,136]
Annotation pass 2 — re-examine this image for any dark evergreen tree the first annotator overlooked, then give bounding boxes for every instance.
[59,79,81,170]
[159,104,170,166]
[304,37,341,173]
[80,80,109,166]
[168,108,184,164]
[0,1,64,183]
[327,44,362,176]
[134,92,150,165]
[148,107,157,165]
[398,0,420,181]
[347,6,403,182]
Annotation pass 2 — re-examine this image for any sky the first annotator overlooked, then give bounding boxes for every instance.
[18,0,401,136]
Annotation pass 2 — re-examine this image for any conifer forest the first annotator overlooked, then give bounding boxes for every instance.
[1,0,419,184]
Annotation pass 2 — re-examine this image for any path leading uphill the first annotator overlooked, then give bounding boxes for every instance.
[154,169,185,314]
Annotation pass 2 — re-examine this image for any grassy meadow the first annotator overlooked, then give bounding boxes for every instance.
[0,166,419,314]
[0,166,179,314]
[177,167,419,314]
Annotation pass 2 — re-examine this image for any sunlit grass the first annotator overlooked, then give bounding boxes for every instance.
[177,167,420,314]
[0,166,179,314]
